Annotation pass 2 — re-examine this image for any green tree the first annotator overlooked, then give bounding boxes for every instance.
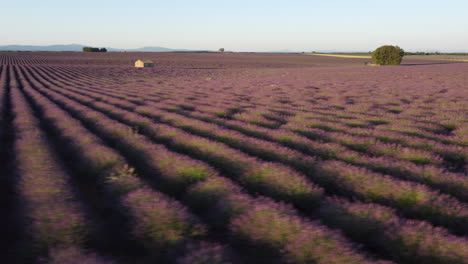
[372,45,405,65]
[83,47,107,52]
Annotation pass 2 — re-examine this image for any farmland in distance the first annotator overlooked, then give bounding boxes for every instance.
[1,52,467,264]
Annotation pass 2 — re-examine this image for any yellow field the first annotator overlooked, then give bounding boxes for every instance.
[309,53,371,59]
[434,58,468,62]
[309,54,468,62]
[404,55,468,62]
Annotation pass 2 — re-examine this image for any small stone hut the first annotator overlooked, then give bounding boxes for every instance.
[135,60,155,68]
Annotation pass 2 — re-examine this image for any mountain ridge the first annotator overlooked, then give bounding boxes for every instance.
[0,44,201,52]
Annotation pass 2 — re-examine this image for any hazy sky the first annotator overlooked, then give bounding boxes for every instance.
[1,0,467,52]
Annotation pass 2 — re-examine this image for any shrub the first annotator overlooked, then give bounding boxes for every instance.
[372,45,404,65]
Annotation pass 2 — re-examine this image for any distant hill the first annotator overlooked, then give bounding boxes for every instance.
[124,46,192,52]
[0,44,202,52]
[266,49,302,53]
[0,44,87,52]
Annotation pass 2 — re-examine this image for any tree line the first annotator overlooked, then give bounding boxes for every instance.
[82,47,107,52]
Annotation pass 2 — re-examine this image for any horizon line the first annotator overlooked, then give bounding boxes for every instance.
[0,43,467,53]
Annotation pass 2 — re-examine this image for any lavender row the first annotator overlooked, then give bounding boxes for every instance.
[284,122,466,171]
[204,105,454,167]
[179,95,465,166]
[129,104,468,234]
[23,62,468,262]
[0,65,6,127]
[288,109,465,148]
[285,113,464,151]
[45,64,154,106]
[330,132,443,166]
[22,66,327,262]
[22,67,382,263]
[185,175,385,264]
[26,65,468,235]
[136,104,468,202]
[320,198,468,264]
[35,74,468,236]
[17,66,239,263]
[33,65,139,110]
[25,65,325,212]
[310,126,462,169]
[30,64,450,200]
[0,54,47,65]
[36,64,135,92]
[22,66,217,199]
[181,106,466,193]
[377,122,465,146]
[144,95,460,164]
[197,103,465,172]
[9,67,111,263]
[24,55,468,145]
[19,67,385,264]
[33,64,465,197]
[370,129,466,168]
[0,65,15,262]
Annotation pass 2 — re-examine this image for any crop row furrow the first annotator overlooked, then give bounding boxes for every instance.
[48,64,126,86]
[29,64,460,168]
[285,122,466,170]
[168,91,465,148]
[18,66,388,264]
[22,63,468,263]
[18,67,400,262]
[133,93,461,171]
[43,65,107,84]
[24,65,468,237]
[17,65,248,264]
[116,90,464,170]
[35,65,102,90]
[43,64,161,103]
[138,104,468,201]
[23,65,325,216]
[33,65,142,109]
[30,65,466,176]
[288,112,464,146]
[136,99,468,201]
[194,99,461,163]
[9,66,113,263]
[120,105,468,235]
[175,101,466,172]
[0,65,21,263]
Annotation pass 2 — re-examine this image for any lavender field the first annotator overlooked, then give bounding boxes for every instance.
[1,52,467,264]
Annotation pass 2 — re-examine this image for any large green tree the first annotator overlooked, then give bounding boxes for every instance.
[372,45,405,65]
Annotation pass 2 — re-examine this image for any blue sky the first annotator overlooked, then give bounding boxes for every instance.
[1,0,467,52]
